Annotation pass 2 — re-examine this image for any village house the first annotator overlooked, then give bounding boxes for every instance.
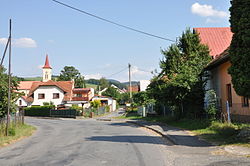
[16,55,94,108]
[194,27,250,122]
[92,95,117,112]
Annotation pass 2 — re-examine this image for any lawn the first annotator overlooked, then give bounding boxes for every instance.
[0,124,36,148]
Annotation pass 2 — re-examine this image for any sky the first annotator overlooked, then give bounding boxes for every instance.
[0,0,230,82]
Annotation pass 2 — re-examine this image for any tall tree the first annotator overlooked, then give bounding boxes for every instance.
[99,77,109,90]
[58,66,86,88]
[148,29,211,118]
[228,0,250,97]
[0,67,19,117]
[102,86,120,100]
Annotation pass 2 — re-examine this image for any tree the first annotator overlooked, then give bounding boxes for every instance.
[133,91,154,106]
[148,28,211,118]
[102,86,120,100]
[58,66,86,88]
[0,67,20,117]
[228,0,250,97]
[99,77,109,90]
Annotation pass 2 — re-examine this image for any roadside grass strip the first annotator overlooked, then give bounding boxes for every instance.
[0,124,36,148]
[119,110,250,147]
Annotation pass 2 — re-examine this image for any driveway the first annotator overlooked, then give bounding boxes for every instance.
[0,117,249,166]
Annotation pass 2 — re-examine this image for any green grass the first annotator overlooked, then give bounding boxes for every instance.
[23,77,42,81]
[0,124,36,147]
[86,83,98,90]
[119,110,250,146]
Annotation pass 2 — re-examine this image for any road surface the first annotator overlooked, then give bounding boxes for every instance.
[0,117,249,166]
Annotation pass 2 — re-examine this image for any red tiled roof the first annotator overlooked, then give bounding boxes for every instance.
[72,88,91,94]
[26,80,73,101]
[18,81,40,90]
[194,27,233,58]
[43,55,52,69]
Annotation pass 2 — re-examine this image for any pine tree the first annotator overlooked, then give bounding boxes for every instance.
[228,0,250,97]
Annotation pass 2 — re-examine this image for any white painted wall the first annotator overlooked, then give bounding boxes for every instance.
[139,80,150,91]
[32,86,64,106]
[16,97,28,107]
[42,68,52,82]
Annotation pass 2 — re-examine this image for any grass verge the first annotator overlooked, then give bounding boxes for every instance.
[0,124,36,148]
[119,110,250,147]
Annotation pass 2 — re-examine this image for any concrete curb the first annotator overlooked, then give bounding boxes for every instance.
[126,120,176,145]
[224,145,250,156]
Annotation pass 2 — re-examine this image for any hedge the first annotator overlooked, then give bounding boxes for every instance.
[24,105,55,117]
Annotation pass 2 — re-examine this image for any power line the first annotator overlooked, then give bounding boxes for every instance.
[105,66,128,78]
[52,0,175,42]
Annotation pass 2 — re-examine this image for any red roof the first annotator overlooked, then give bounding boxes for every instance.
[18,81,40,90]
[194,27,233,58]
[26,80,73,102]
[43,55,52,69]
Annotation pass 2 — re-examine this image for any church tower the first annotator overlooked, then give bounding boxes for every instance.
[42,55,52,82]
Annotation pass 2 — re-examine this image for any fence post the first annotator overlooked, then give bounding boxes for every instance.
[142,106,146,117]
[163,105,166,117]
[226,101,231,123]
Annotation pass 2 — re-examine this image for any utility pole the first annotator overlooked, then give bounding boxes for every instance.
[6,19,12,136]
[128,63,132,102]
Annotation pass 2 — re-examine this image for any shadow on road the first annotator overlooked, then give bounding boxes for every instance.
[85,135,164,145]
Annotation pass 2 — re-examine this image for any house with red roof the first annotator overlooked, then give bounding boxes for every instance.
[194,27,250,122]
[16,55,94,108]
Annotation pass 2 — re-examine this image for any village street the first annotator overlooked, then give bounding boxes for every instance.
[0,117,249,166]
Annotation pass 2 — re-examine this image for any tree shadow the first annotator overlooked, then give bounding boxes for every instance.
[85,135,165,145]
[107,120,213,147]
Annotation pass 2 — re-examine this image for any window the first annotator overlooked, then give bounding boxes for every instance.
[53,93,60,99]
[38,93,45,99]
[226,84,232,107]
[19,100,22,106]
[242,97,249,107]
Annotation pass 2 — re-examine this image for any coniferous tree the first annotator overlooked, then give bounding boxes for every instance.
[228,0,250,97]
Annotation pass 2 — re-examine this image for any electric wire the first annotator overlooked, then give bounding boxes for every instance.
[52,0,175,42]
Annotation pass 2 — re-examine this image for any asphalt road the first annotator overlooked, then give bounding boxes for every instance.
[0,117,250,166]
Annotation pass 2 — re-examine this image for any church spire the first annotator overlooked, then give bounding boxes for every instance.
[42,54,52,82]
[43,54,52,69]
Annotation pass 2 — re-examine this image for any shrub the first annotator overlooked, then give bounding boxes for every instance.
[8,128,16,136]
[24,105,55,117]
[91,100,101,108]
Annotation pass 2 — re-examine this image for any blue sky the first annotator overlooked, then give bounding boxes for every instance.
[0,0,230,82]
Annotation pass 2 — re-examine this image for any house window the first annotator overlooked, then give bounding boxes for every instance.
[45,71,48,79]
[19,100,22,106]
[53,93,60,99]
[38,93,45,99]
[226,84,232,107]
[242,97,249,107]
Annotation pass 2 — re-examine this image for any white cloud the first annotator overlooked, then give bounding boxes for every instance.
[48,39,55,43]
[37,65,43,69]
[85,73,102,80]
[191,3,229,18]
[131,66,148,76]
[206,18,219,24]
[0,37,37,48]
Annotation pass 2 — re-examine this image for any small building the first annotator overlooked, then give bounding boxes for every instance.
[92,95,117,112]
[195,27,250,122]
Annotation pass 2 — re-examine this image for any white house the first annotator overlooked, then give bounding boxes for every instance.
[92,95,117,112]
[16,55,94,108]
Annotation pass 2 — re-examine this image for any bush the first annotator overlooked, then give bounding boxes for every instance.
[24,105,55,117]
[209,122,238,137]
[8,128,16,136]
